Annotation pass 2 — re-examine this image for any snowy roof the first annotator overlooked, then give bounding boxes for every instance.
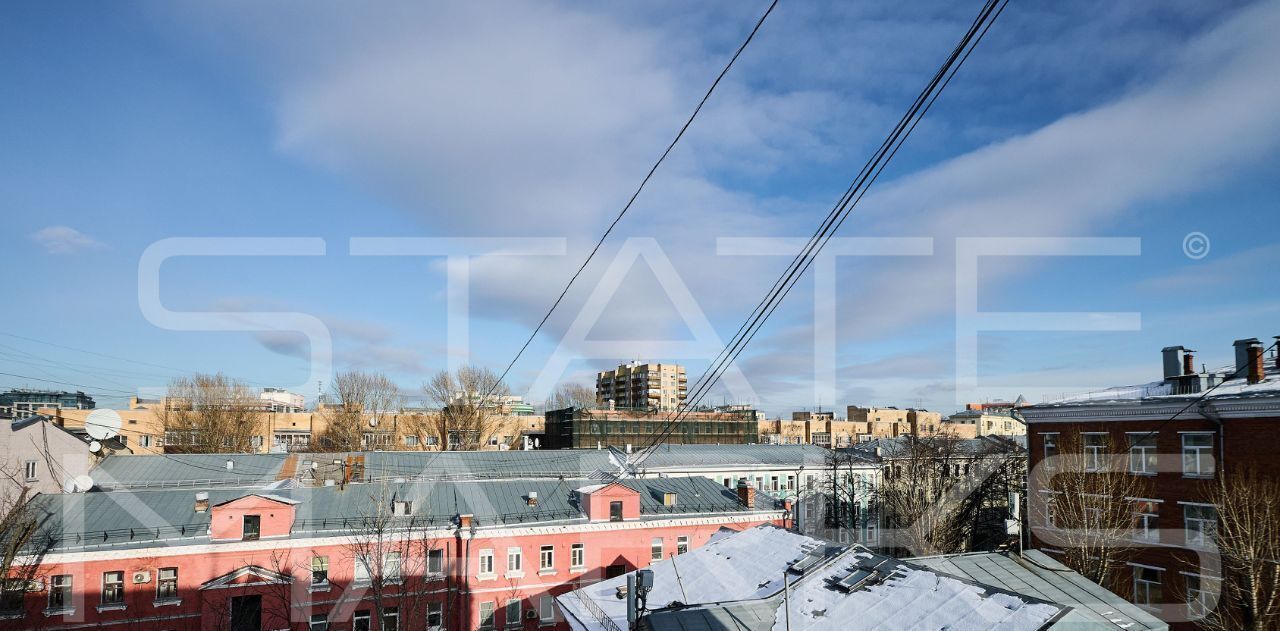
[557,526,1066,631]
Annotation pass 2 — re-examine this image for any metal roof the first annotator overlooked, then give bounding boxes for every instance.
[91,444,836,489]
[910,550,1167,630]
[26,475,770,554]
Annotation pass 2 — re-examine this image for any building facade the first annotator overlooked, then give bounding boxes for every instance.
[3,475,783,631]
[1021,338,1280,628]
[0,389,94,419]
[541,407,756,450]
[594,362,686,411]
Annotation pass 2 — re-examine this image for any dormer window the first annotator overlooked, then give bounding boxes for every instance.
[243,515,261,541]
[393,500,413,516]
[663,493,678,507]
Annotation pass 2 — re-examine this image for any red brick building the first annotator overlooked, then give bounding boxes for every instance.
[3,474,783,631]
[1021,337,1279,628]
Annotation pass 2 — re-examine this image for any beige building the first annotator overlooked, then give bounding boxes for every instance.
[595,361,687,411]
[43,401,546,455]
[944,408,1026,437]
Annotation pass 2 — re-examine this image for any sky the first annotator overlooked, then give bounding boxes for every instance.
[2,0,1278,417]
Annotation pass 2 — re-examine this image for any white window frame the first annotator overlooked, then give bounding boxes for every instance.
[311,556,329,586]
[48,574,72,612]
[384,551,402,583]
[539,545,554,572]
[156,567,178,601]
[478,549,495,578]
[1181,433,1215,478]
[570,543,585,570]
[1131,498,1160,542]
[310,613,329,631]
[354,557,372,584]
[651,537,663,561]
[676,536,689,555]
[1182,503,1218,547]
[539,595,555,623]
[1131,565,1162,609]
[1082,433,1108,472]
[505,598,521,628]
[479,601,495,630]
[102,571,125,605]
[1127,432,1157,476]
[506,547,523,577]
[427,602,443,629]
[23,460,37,482]
[428,548,444,575]
[1181,572,1219,619]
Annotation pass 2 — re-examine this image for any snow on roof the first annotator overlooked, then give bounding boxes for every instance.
[558,526,1064,631]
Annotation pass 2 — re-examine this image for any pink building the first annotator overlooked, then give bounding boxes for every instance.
[4,475,783,631]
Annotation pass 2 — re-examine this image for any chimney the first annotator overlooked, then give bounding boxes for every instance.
[1274,337,1280,371]
[526,491,538,507]
[458,514,474,529]
[195,492,209,513]
[1233,338,1261,377]
[1183,350,1196,376]
[1161,346,1186,380]
[736,477,756,507]
[1248,344,1265,385]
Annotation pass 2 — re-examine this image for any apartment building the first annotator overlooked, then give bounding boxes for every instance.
[945,408,1025,437]
[3,468,783,631]
[594,362,686,411]
[0,388,93,419]
[542,407,756,450]
[1021,337,1280,628]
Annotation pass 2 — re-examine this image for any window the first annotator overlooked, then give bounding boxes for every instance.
[428,548,444,574]
[570,543,585,569]
[1132,566,1162,608]
[1184,504,1218,547]
[540,545,554,571]
[405,435,419,447]
[1182,433,1215,477]
[0,579,23,614]
[392,500,413,516]
[156,567,178,600]
[663,492,678,507]
[354,611,370,631]
[425,435,439,446]
[23,460,37,481]
[309,613,328,631]
[479,549,495,576]
[480,601,496,630]
[1082,433,1108,472]
[505,599,521,628]
[384,551,402,582]
[540,595,556,622]
[1186,574,1217,619]
[382,607,398,631]
[427,602,443,628]
[1133,500,1159,542]
[651,537,663,561]
[48,575,71,611]
[140,434,153,448]
[311,556,329,585]
[355,558,372,584]
[1128,433,1157,475]
[609,501,623,522]
[786,475,795,490]
[242,514,261,541]
[250,435,264,448]
[770,475,780,491]
[102,571,124,605]
[677,536,689,555]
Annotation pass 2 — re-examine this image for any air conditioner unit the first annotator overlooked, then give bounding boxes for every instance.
[132,571,151,584]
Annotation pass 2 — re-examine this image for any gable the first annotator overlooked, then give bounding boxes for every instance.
[201,565,292,590]
[213,494,299,510]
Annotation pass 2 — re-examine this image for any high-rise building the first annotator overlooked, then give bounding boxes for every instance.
[0,388,94,419]
[595,361,686,411]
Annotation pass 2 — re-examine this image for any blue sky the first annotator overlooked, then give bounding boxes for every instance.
[2,0,1278,416]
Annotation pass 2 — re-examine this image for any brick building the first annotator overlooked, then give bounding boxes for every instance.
[3,472,783,630]
[541,407,758,450]
[1021,337,1280,627]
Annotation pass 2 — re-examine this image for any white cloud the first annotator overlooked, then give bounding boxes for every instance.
[28,225,106,254]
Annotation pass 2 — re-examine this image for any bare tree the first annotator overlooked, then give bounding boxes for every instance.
[158,373,265,453]
[346,483,448,628]
[317,370,402,452]
[547,383,596,411]
[422,366,508,451]
[1194,468,1280,631]
[0,462,55,630]
[872,435,1023,557]
[1028,432,1152,590]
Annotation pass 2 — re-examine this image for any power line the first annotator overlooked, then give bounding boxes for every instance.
[636,0,1010,462]
[484,0,780,402]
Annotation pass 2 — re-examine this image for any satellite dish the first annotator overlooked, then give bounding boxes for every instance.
[65,474,94,493]
[85,409,122,441]
[89,440,102,453]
